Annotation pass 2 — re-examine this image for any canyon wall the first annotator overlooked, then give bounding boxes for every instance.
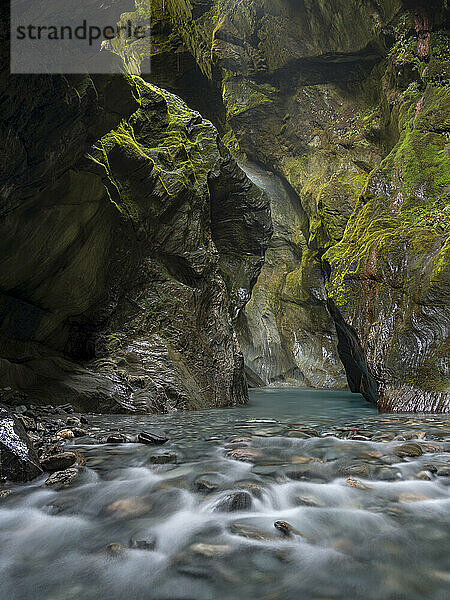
[146,0,449,411]
[0,6,271,411]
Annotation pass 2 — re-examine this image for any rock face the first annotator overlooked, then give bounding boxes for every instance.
[0,406,42,482]
[147,0,449,411]
[236,162,348,388]
[0,7,271,412]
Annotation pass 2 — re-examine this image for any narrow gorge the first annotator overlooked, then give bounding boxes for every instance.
[0,2,449,599]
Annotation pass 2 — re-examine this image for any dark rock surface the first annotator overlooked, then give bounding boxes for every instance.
[0,2,271,414]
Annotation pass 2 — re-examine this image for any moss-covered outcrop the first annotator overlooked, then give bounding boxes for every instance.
[148,0,449,411]
[0,18,271,412]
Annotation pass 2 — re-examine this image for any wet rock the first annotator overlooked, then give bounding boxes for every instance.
[0,406,42,482]
[234,482,265,500]
[190,543,232,558]
[106,543,125,557]
[437,466,450,477]
[345,477,370,490]
[376,467,402,481]
[251,465,280,478]
[71,427,88,438]
[332,538,354,555]
[285,431,311,439]
[394,443,423,458]
[339,462,371,478]
[398,492,429,503]
[226,448,263,462]
[44,467,80,489]
[193,474,224,494]
[423,463,438,474]
[40,452,77,472]
[65,417,82,428]
[229,522,273,541]
[414,470,432,480]
[214,491,252,512]
[285,465,327,481]
[129,536,156,551]
[16,415,36,431]
[107,497,150,517]
[295,494,324,507]
[274,520,304,539]
[105,433,127,443]
[149,452,177,464]
[56,429,75,440]
[136,430,168,445]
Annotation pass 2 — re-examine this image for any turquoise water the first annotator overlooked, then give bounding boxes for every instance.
[0,389,449,600]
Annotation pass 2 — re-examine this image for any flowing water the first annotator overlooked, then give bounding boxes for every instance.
[1,388,449,600]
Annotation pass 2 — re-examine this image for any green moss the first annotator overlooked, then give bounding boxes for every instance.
[222,77,275,118]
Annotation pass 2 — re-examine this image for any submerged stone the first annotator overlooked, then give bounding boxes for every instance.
[394,443,423,458]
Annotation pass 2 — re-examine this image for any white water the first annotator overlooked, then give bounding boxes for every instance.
[0,389,449,600]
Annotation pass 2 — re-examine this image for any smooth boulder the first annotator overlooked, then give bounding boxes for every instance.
[0,406,42,482]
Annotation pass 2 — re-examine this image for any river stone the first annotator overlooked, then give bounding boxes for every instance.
[228,522,273,541]
[193,474,224,494]
[129,536,157,550]
[137,430,168,445]
[285,465,327,481]
[376,467,402,481]
[274,521,305,539]
[214,491,252,512]
[190,543,232,557]
[0,406,42,482]
[65,417,82,428]
[16,415,36,431]
[71,427,88,438]
[437,466,450,477]
[339,463,371,478]
[106,543,125,557]
[394,443,423,458]
[56,429,75,439]
[226,448,263,462]
[44,467,80,489]
[106,433,127,443]
[40,452,77,472]
[150,452,177,464]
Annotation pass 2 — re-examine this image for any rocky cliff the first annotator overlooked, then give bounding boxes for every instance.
[146,0,449,411]
[0,8,271,412]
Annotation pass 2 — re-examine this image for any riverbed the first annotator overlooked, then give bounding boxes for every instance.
[1,389,449,600]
